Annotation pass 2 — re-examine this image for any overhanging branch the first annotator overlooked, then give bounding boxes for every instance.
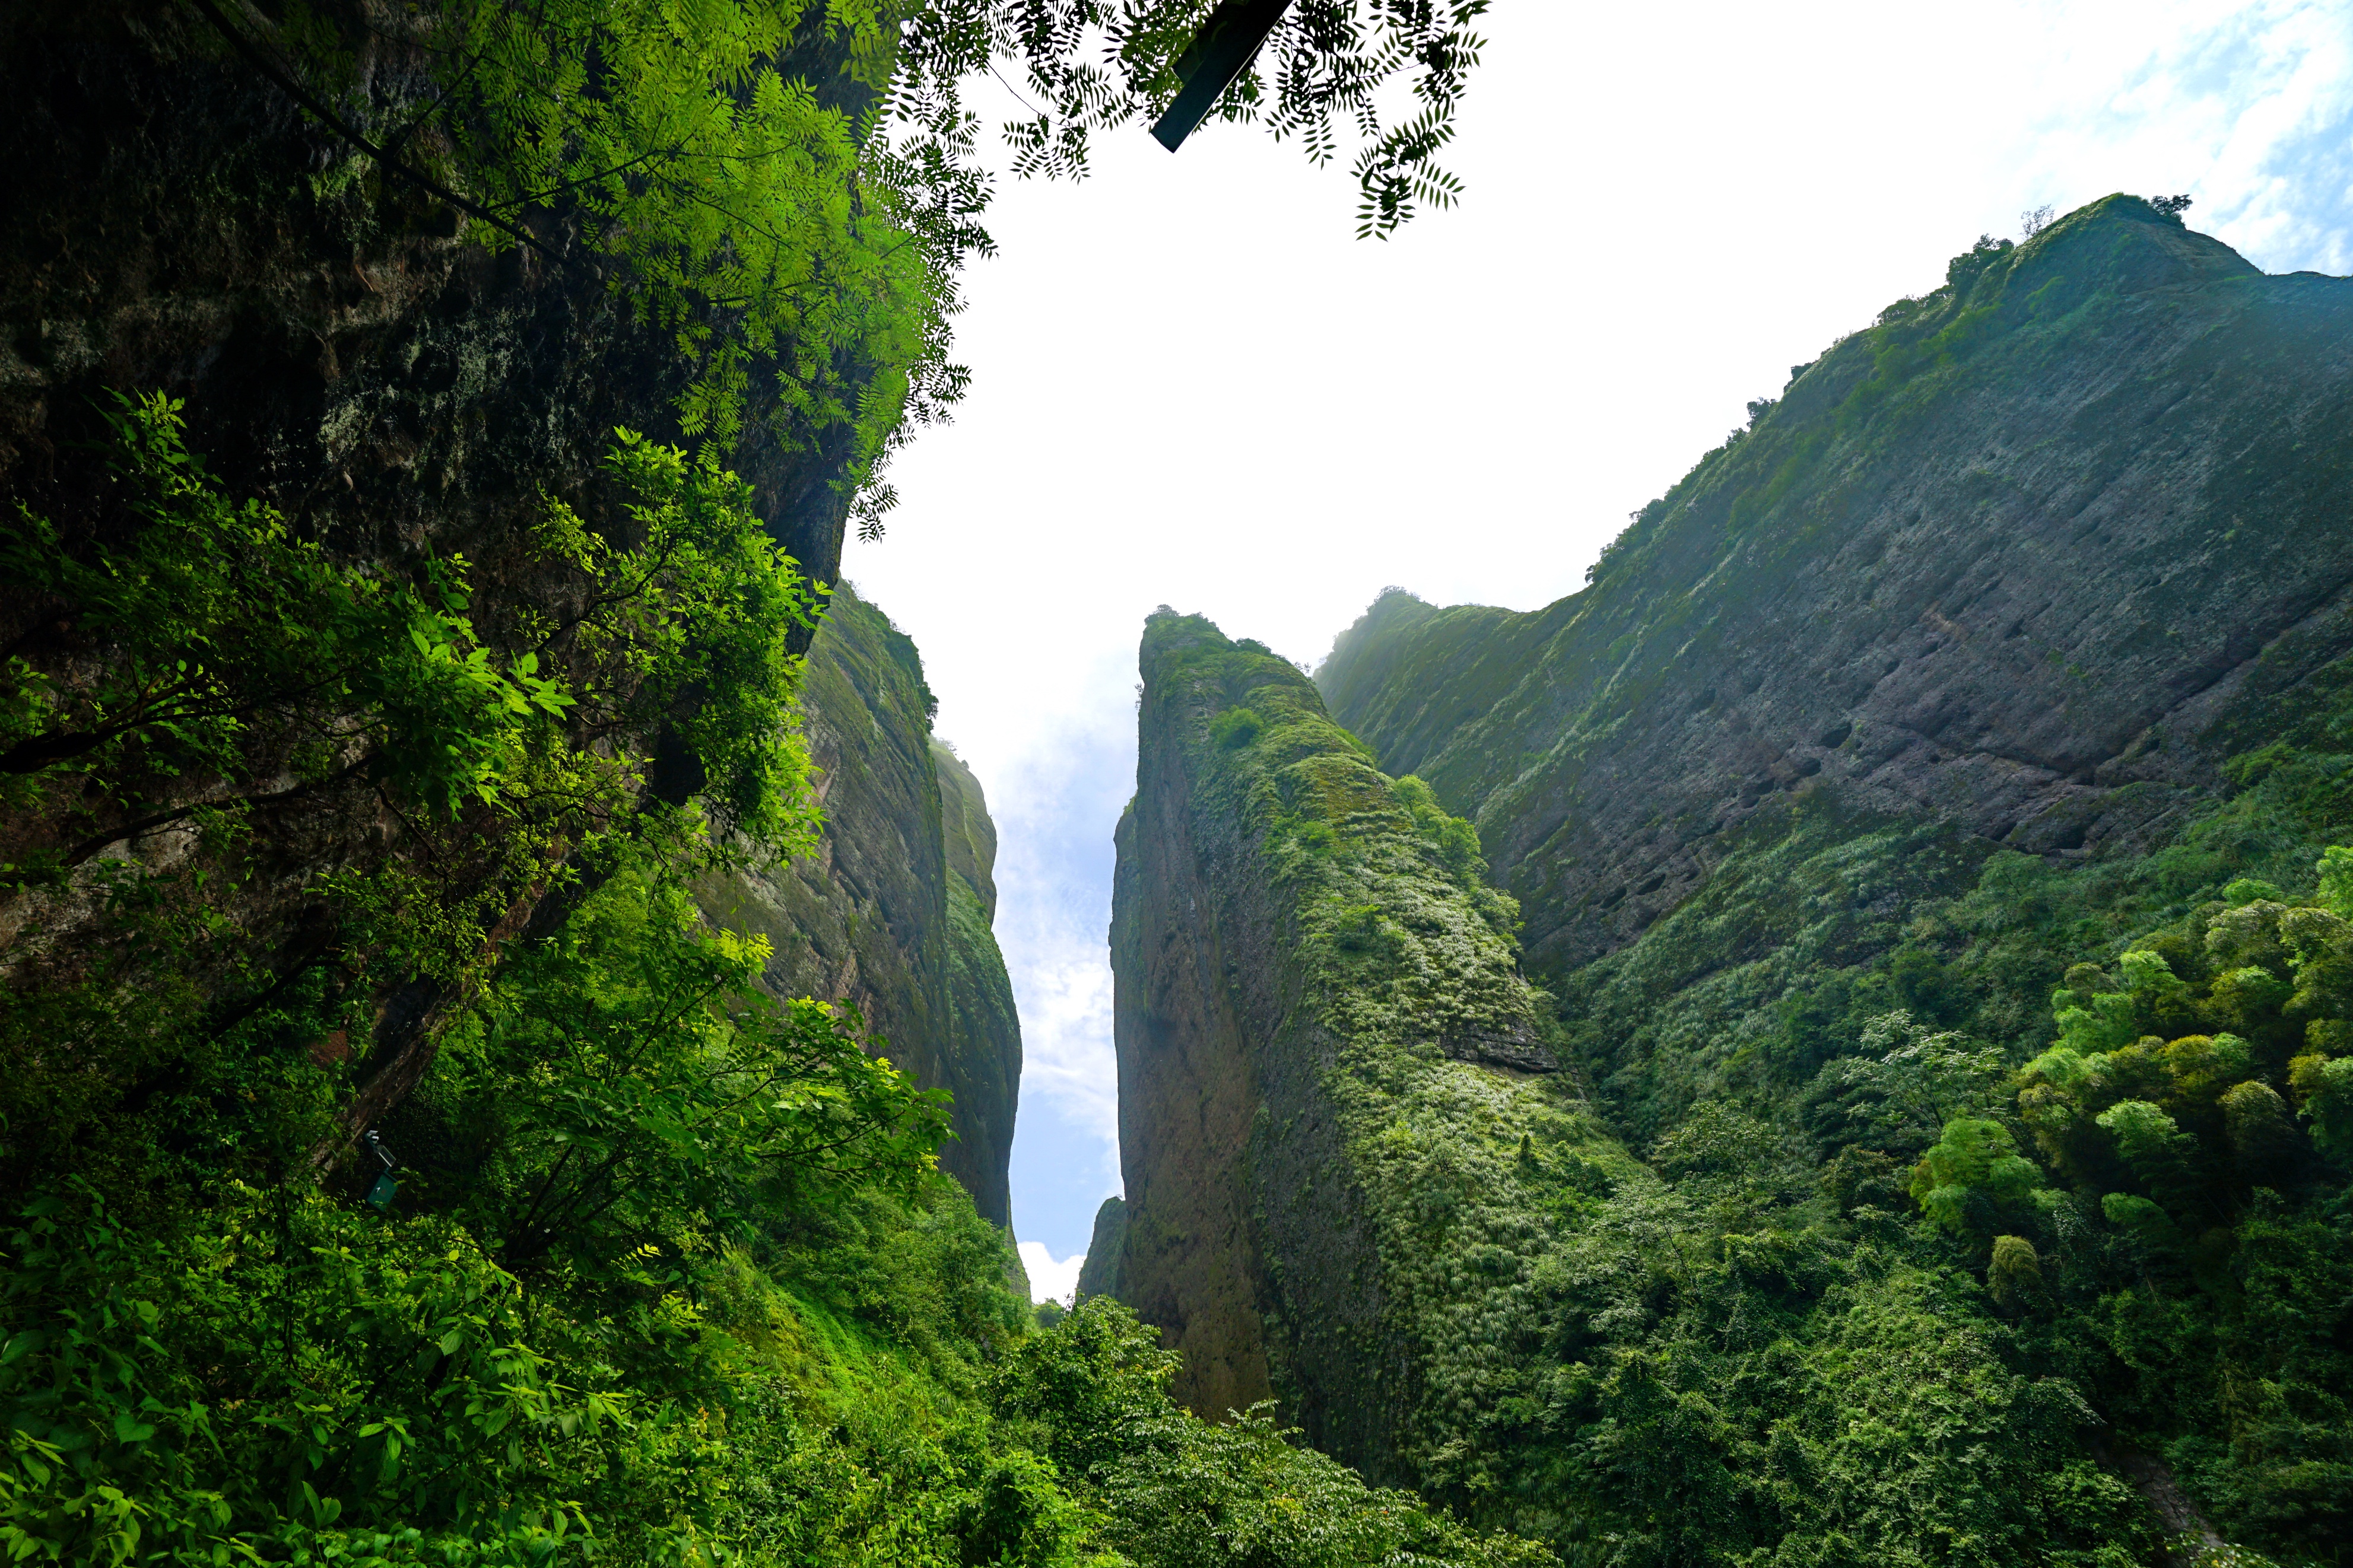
[183,0,571,268]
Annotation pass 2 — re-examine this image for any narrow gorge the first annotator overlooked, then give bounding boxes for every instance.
[0,5,1557,1564]
[2,1,2350,1561]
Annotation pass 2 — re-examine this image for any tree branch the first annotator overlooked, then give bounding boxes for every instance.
[182,0,572,268]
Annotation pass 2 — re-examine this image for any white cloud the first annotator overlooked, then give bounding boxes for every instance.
[851,0,2353,1256]
[1005,949,1119,1150]
[942,647,1135,1189]
[1018,1240,1087,1305]
[2001,1,2353,275]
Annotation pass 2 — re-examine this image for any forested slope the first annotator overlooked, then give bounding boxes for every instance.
[1095,201,2353,1566]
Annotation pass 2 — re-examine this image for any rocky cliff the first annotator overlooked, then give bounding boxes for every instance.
[0,0,879,1165]
[699,585,1021,1226]
[1318,196,2353,1143]
[1074,1192,1128,1302]
[1104,612,1628,1484]
[1,2,866,577]
[1104,199,2353,1563]
[1321,197,2353,985]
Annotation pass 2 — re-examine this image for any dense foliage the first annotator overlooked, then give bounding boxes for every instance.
[893,0,1495,238]
[183,0,1494,545]
[0,837,1552,1564]
[1144,619,2353,1567]
[1,391,573,868]
[0,395,826,1188]
[1520,746,2353,1564]
[0,403,1549,1564]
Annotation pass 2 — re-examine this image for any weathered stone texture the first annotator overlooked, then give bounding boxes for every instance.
[0,0,870,1133]
[700,586,1021,1226]
[1321,198,2353,980]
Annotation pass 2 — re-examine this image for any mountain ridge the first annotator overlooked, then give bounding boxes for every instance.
[1094,196,2353,1563]
[1320,195,2353,979]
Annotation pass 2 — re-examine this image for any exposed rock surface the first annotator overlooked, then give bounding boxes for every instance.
[700,586,1021,1225]
[1105,612,1602,1482]
[937,739,1001,923]
[1319,198,2353,979]
[1073,1194,1128,1302]
[0,0,873,1136]
[1,2,864,578]
[937,743,1024,1224]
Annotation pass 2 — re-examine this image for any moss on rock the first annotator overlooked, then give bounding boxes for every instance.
[700,584,1020,1225]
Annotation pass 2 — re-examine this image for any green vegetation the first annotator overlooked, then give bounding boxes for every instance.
[180,0,1497,546]
[693,589,1022,1225]
[1518,801,2353,1564]
[1,396,822,1150]
[0,406,1547,1564]
[1,392,576,864]
[1144,618,2353,1564]
[1500,717,2353,1563]
[0,858,944,1564]
[993,1302,1549,1568]
[1149,626,1528,1039]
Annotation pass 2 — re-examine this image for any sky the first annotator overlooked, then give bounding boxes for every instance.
[839,0,2353,1299]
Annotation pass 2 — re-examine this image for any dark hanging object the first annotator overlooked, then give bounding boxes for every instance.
[1150,0,1297,152]
[362,1128,399,1212]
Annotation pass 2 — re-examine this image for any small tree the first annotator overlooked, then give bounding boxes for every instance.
[1987,1234,2044,1309]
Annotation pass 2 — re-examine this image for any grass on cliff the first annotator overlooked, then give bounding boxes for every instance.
[1158,613,2353,1564]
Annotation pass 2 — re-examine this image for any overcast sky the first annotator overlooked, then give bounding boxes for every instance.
[839,0,2353,1299]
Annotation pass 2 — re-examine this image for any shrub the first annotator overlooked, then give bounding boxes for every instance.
[1212,707,1265,749]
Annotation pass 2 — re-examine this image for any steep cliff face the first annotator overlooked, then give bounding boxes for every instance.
[1107,200,2353,1564]
[698,586,1021,1226]
[937,740,1001,922]
[935,740,1024,1222]
[1,3,864,576]
[0,0,875,1157]
[1321,197,2353,983]
[1105,613,1627,1483]
[1074,1193,1127,1302]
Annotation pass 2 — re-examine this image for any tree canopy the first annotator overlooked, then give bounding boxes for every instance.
[182,0,1495,539]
